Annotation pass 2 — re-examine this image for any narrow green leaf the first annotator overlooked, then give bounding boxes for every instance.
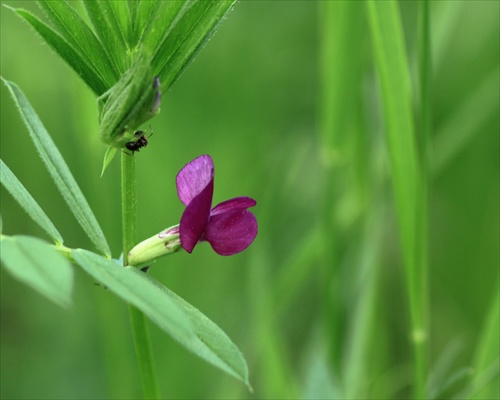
[343,210,385,399]
[75,248,250,387]
[319,0,366,157]
[367,1,427,398]
[137,269,250,387]
[132,0,162,46]
[432,368,473,400]
[107,1,133,49]
[469,290,500,399]
[432,67,499,174]
[82,0,128,74]
[100,147,118,177]
[367,1,419,252]
[428,338,467,399]
[72,249,194,348]
[37,0,119,87]
[140,1,186,50]
[151,0,237,91]
[302,332,343,399]
[0,235,73,308]
[0,159,63,244]
[2,78,111,257]
[8,6,108,95]
[127,0,139,30]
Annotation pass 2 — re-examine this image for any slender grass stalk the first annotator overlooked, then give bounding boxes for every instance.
[417,2,431,397]
[318,2,367,386]
[121,152,159,399]
[343,206,383,399]
[318,0,341,369]
[318,0,361,372]
[470,287,500,399]
[367,1,429,398]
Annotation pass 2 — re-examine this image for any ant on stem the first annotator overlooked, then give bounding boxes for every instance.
[125,125,153,155]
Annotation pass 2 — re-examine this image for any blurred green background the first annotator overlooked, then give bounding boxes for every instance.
[1,1,498,399]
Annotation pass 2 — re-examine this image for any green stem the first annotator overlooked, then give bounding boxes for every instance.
[367,1,429,397]
[415,1,431,398]
[121,152,159,399]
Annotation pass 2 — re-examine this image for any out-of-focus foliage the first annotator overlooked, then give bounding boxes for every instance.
[1,1,498,399]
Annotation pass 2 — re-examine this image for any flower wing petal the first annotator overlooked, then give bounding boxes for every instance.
[179,178,213,253]
[211,197,257,216]
[204,209,258,256]
[176,154,214,206]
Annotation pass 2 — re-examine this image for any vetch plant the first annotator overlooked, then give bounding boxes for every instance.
[3,2,499,399]
[0,1,255,398]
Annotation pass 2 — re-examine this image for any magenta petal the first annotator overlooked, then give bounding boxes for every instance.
[211,196,257,216]
[176,155,214,206]
[204,209,258,256]
[179,178,214,253]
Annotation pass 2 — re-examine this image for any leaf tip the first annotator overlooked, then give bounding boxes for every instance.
[2,3,16,12]
[101,147,117,177]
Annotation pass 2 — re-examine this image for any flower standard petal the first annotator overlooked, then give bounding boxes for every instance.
[176,154,214,206]
[211,197,257,216]
[204,209,258,256]
[179,175,214,253]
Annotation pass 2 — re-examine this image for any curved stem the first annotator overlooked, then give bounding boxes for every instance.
[121,152,160,399]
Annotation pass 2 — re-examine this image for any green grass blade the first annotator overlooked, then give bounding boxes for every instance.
[432,67,499,174]
[152,0,236,91]
[343,209,384,399]
[318,0,368,381]
[469,289,500,399]
[0,159,63,244]
[367,1,428,398]
[2,78,111,257]
[427,338,465,399]
[82,0,128,74]
[7,6,108,95]
[37,0,119,86]
[319,0,366,158]
[0,235,73,308]
[272,227,325,314]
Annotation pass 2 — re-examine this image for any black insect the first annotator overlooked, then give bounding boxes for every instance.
[125,127,153,155]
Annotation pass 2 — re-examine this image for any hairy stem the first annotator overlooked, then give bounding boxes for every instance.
[121,152,159,399]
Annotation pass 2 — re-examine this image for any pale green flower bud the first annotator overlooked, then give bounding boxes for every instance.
[127,225,181,268]
[98,51,161,150]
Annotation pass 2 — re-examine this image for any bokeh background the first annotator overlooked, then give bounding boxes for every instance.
[1,1,498,399]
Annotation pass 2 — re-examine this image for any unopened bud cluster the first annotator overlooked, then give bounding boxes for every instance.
[98,50,161,151]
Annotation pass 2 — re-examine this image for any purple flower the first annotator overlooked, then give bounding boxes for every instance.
[176,155,258,256]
